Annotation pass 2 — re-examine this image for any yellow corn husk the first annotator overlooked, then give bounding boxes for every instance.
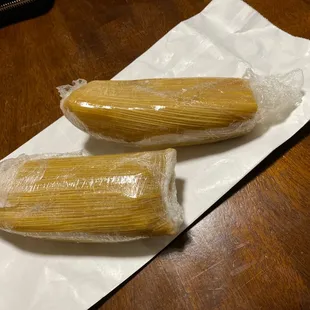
[60,77,258,147]
[0,149,182,242]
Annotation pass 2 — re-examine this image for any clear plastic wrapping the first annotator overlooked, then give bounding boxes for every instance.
[58,69,303,147]
[0,149,182,242]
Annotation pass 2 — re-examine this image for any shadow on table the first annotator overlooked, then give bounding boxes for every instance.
[84,122,277,163]
[83,125,266,160]
[0,0,54,28]
[0,228,190,257]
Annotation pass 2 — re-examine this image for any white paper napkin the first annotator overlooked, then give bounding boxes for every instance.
[0,0,309,309]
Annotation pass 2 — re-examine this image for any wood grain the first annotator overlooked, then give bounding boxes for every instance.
[0,0,309,309]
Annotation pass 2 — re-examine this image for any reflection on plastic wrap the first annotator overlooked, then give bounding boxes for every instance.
[59,69,303,148]
[0,149,182,242]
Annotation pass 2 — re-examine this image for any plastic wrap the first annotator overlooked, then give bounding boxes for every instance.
[0,149,182,242]
[58,69,303,147]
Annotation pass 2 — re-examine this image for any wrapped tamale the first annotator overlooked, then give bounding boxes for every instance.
[0,149,182,242]
[58,70,303,147]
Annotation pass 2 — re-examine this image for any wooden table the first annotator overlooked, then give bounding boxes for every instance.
[0,0,309,309]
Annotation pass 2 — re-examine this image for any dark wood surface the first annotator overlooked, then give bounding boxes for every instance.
[0,0,309,309]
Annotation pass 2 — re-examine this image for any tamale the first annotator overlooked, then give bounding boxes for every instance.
[60,77,258,147]
[0,149,182,242]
